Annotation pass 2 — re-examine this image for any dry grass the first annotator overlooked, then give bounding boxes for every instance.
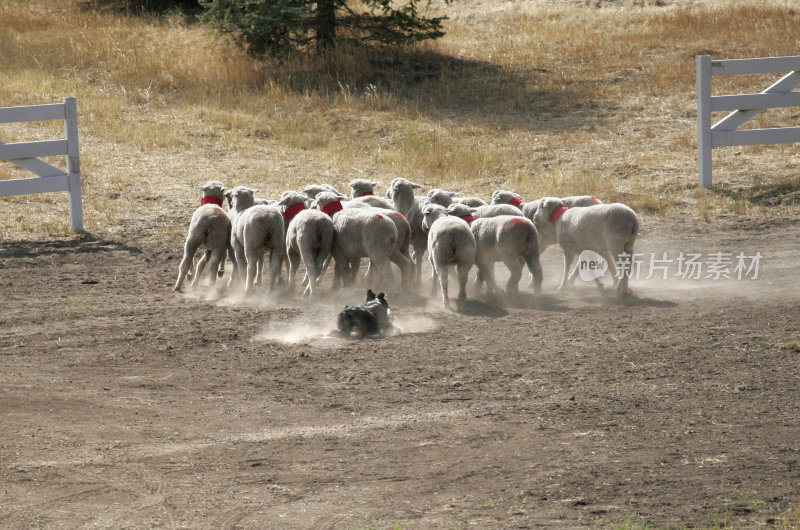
[2,0,800,240]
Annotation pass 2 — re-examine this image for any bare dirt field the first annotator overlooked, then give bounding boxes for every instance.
[2,216,799,528]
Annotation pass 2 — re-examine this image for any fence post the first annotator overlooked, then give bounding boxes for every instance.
[696,55,712,188]
[63,97,83,232]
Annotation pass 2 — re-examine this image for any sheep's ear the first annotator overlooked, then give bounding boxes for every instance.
[372,181,379,187]
[411,182,423,189]
[449,191,458,197]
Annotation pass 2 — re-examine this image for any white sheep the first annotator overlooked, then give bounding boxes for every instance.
[312,195,413,288]
[277,191,335,296]
[468,215,543,299]
[491,190,603,252]
[228,186,286,295]
[446,202,524,220]
[174,181,232,293]
[348,179,395,209]
[490,190,540,219]
[302,183,347,200]
[534,197,639,297]
[311,191,400,291]
[421,204,476,307]
[424,188,488,209]
[387,178,428,286]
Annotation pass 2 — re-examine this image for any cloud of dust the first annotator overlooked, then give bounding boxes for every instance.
[253,309,437,346]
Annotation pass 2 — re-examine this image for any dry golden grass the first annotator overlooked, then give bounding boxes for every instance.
[2,0,800,240]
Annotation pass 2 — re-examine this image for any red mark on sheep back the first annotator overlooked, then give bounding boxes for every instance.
[508,217,528,227]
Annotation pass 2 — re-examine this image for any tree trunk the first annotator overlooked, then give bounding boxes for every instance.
[315,0,336,50]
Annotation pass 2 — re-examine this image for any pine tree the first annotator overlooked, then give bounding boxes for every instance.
[200,0,448,58]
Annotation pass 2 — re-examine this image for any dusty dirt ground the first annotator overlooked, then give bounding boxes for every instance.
[2,216,800,528]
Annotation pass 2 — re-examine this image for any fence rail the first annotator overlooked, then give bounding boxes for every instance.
[697,55,800,188]
[0,97,83,231]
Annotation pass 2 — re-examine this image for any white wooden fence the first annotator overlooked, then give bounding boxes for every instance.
[697,55,800,188]
[0,97,83,231]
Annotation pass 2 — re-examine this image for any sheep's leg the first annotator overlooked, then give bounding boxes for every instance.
[525,250,544,300]
[372,255,396,292]
[456,261,471,304]
[206,247,226,292]
[330,246,348,290]
[244,248,261,295]
[228,239,246,289]
[390,251,413,290]
[615,241,635,297]
[428,254,439,297]
[557,250,577,292]
[436,263,450,307]
[254,253,264,286]
[192,250,210,288]
[342,258,359,287]
[502,256,524,297]
[174,237,201,292]
[308,249,330,296]
[287,248,300,293]
[474,257,497,297]
[318,254,333,284]
[267,247,282,292]
[226,242,238,286]
[363,259,374,286]
[414,244,426,288]
[472,269,485,294]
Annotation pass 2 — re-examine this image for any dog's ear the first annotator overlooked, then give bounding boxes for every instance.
[378,292,385,299]
[366,289,376,301]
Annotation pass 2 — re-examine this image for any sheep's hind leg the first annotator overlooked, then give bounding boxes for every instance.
[174,237,200,292]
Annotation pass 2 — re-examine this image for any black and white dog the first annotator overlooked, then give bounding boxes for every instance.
[337,289,394,339]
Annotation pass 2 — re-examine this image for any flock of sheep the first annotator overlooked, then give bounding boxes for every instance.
[173,178,640,307]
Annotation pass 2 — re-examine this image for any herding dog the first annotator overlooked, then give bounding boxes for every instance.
[337,289,393,339]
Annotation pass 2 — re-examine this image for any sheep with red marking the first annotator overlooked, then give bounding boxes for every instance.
[469,215,544,299]
[421,204,476,307]
[277,191,335,297]
[311,191,400,291]
[534,197,639,297]
[491,190,603,252]
[174,180,232,294]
